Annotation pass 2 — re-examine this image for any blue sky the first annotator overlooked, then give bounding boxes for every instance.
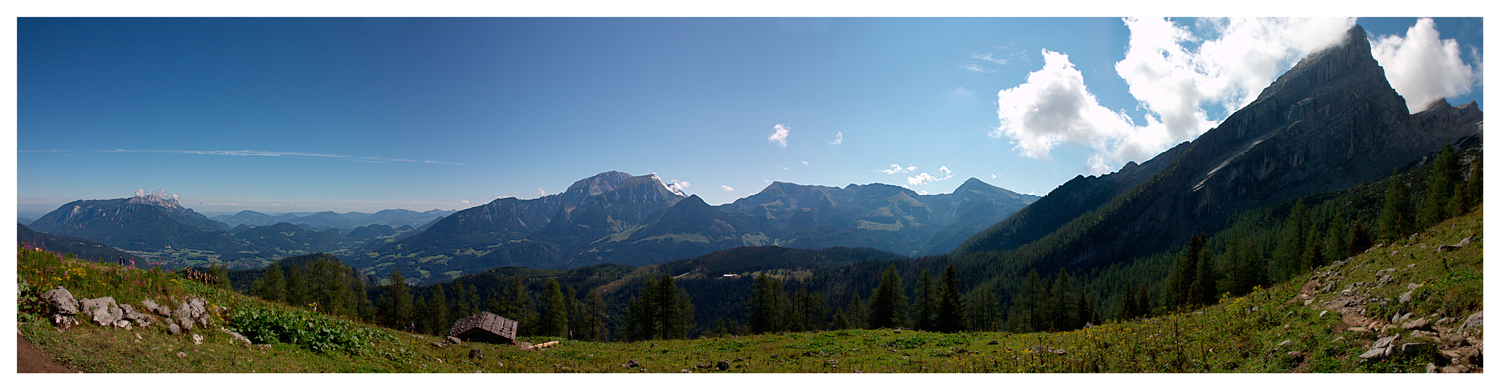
[14,17,1484,216]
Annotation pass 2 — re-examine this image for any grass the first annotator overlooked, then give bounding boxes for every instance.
[17,207,1482,373]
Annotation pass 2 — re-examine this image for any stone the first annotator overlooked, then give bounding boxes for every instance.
[1426,363,1438,373]
[1399,291,1413,304]
[168,322,182,335]
[193,334,204,345]
[176,351,187,358]
[716,360,729,371]
[41,287,79,315]
[52,314,79,329]
[1410,330,1438,339]
[1359,335,1399,360]
[1399,343,1427,356]
[623,359,640,368]
[187,297,207,318]
[1441,365,1471,373]
[221,328,252,345]
[988,340,999,345]
[1459,311,1483,333]
[825,359,839,365]
[144,299,172,317]
[469,349,483,360]
[178,316,195,331]
[1402,318,1432,331]
[446,336,462,345]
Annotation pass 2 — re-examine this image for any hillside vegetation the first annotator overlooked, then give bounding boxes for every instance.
[18,206,1481,372]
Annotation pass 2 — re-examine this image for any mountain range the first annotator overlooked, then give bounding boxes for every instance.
[211,209,455,231]
[349,172,1037,283]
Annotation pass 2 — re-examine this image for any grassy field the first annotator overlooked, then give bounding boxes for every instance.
[16,208,1483,373]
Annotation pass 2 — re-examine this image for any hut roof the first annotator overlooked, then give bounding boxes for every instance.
[449,312,519,342]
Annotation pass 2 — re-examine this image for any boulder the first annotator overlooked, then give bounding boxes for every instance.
[52,314,79,329]
[143,299,172,317]
[1399,290,1413,304]
[41,287,79,315]
[446,336,462,345]
[1399,342,1428,356]
[716,360,730,371]
[1359,335,1399,360]
[1459,311,1483,333]
[469,349,483,360]
[1402,318,1432,331]
[168,322,182,335]
[221,328,253,345]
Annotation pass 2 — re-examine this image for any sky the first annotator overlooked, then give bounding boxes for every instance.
[13,16,1485,216]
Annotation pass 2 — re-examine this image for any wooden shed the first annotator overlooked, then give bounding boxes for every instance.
[449,312,519,345]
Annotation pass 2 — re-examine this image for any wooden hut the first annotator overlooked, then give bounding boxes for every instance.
[449,312,519,345]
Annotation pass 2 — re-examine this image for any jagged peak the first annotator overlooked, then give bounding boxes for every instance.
[564,171,634,197]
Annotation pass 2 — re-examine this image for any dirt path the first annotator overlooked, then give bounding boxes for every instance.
[16,334,81,373]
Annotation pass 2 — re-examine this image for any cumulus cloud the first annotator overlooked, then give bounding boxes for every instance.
[1370,18,1482,113]
[536,188,548,197]
[905,166,954,186]
[768,124,790,148]
[879,164,919,174]
[460,200,473,204]
[721,185,735,192]
[991,17,1356,175]
[829,131,843,145]
[136,189,146,197]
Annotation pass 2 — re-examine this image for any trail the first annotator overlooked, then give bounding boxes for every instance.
[16,333,80,373]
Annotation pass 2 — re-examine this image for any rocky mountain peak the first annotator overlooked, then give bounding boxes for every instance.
[564,171,634,197]
[126,189,184,210]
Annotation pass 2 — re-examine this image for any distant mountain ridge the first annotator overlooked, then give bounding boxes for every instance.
[353,171,1037,283]
[211,208,454,231]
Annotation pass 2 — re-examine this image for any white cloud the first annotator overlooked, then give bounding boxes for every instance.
[879,164,919,174]
[768,124,790,148]
[665,180,691,196]
[957,47,1027,73]
[536,188,547,197]
[135,189,146,197]
[460,200,473,204]
[802,161,809,166]
[1370,18,1481,113]
[829,131,843,145]
[991,17,1356,175]
[721,185,735,192]
[905,166,953,186]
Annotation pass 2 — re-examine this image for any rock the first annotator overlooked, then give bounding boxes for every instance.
[221,328,252,345]
[1359,335,1399,360]
[1399,343,1427,356]
[431,342,446,348]
[176,351,187,358]
[114,320,131,329]
[1436,244,1460,253]
[178,316,195,331]
[988,340,999,345]
[1410,330,1438,339]
[1426,363,1438,373]
[446,336,462,345]
[1402,318,1433,331]
[1442,365,1471,373]
[1277,340,1293,347]
[624,359,640,368]
[168,322,182,335]
[41,287,78,315]
[144,299,172,317]
[1456,236,1471,247]
[469,349,483,359]
[716,360,729,371]
[825,359,839,365]
[51,314,79,329]
[1459,311,1483,333]
[1399,291,1413,304]
[187,297,207,318]
[193,334,204,345]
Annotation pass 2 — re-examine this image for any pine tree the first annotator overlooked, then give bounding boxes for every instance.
[428,283,449,335]
[914,269,938,331]
[1192,237,1217,306]
[1419,142,1460,227]
[746,273,787,334]
[385,270,413,331]
[285,265,310,306]
[1378,173,1414,242]
[936,265,967,333]
[834,292,868,330]
[542,279,569,338]
[1047,269,1076,330]
[1226,234,1265,296]
[966,285,1000,331]
[353,273,375,322]
[868,264,908,329]
[789,287,827,332]
[252,265,286,303]
[1272,199,1309,281]
[1173,232,1207,307]
[1324,219,1349,265]
[580,288,609,341]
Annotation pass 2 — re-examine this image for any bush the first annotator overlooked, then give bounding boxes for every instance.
[229,308,394,355]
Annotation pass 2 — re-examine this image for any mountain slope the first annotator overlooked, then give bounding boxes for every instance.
[28,196,252,256]
[17,224,143,263]
[954,25,1482,275]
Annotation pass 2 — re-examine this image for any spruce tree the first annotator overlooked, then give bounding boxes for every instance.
[542,279,569,338]
[1272,199,1309,281]
[914,269,938,331]
[746,273,786,334]
[1420,142,1460,227]
[868,264,908,329]
[966,285,1000,331]
[252,264,286,303]
[428,283,449,335]
[1378,173,1414,242]
[936,265,968,333]
[285,265,310,306]
[581,288,609,341]
[386,270,413,331]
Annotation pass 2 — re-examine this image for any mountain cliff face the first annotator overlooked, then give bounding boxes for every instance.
[955,26,1483,273]
[355,171,1037,283]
